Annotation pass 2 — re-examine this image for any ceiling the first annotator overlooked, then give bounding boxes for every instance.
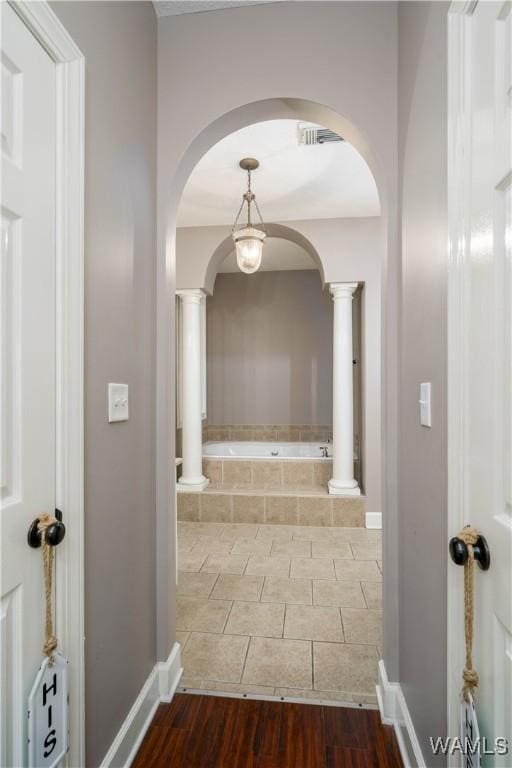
[154,1,276,17]
[218,238,316,274]
[177,120,380,227]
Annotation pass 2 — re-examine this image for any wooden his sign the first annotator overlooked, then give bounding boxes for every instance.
[28,653,68,768]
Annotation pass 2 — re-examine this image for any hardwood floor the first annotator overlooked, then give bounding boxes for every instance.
[132,694,403,768]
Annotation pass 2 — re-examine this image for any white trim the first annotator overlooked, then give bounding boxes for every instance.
[377,660,426,768]
[447,5,473,764]
[365,511,382,529]
[99,643,183,768]
[8,4,86,767]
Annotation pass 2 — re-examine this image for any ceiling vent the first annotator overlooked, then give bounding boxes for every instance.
[297,124,344,146]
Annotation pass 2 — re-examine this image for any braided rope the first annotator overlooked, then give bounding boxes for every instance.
[457,525,480,700]
[37,513,59,665]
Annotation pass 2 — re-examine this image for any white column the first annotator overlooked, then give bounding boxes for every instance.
[177,289,208,492]
[328,283,360,496]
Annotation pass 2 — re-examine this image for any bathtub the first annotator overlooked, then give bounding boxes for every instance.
[203,441,332,460]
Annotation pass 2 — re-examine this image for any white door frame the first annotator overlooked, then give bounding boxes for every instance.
[447,2,478,760]
[7,3,85,765]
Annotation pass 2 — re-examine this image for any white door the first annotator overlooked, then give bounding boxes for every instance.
[448,1,512,764]
[1,4,57,765]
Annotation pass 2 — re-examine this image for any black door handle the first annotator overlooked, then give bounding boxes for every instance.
[449,533,490,571]
[28,509,66,548]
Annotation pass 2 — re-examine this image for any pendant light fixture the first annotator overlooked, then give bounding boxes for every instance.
[232,157,266,274]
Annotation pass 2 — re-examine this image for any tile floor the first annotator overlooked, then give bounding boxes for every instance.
[177,521,382,705]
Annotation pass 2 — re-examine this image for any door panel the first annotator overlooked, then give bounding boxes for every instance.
[449,1,512,764]
[1,4,56,765]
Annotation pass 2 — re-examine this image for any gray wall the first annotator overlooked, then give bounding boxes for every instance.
[51,4,157,766]
[207,270,333,425]
[398,2,448,762]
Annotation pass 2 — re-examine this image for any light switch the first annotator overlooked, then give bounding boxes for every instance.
[419,382,432,427]
[108,383,129,423]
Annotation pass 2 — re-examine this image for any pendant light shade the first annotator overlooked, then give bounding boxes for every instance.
[232,158,266,274]
[233,227,266,274]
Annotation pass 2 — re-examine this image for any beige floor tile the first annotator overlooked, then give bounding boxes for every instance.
[176,630,190,649]
[210,573,264,602]
[261,576,312,605]
[177,571,218,598]
[187,522,227,537]
[270,539,312,558]
[243,637,312,689]
[256,525,294,540]
[189,537,233,556]
[179,675,204,689]
[178,537,198,554]
[351,543,382,561]
[221,523,260,540]
[313,580,366,609]
[341,608,382,645]
[246,555,291,577]
[225,601,286,638]
[331,528,381,544]
[205,682,276,696]
[290,557,336,580]
[334,560,381,582]
[183,632,250,683]
[284,604,343,642]
[362,581,382,609]
[178,551,208,573]
[201,553,248,574]
[313,642,378,694]
[231,537,272,556]
[311,541,353,559]
[176,596,232,633]
[292,526,334,541]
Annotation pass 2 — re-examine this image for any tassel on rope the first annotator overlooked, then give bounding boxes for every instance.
[457,525,480,701]
[37,513,59,665]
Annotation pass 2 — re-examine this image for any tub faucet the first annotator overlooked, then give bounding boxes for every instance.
[319,446,329,458]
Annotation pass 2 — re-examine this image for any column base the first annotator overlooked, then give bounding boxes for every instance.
[177,476,209,493]
[328,479,361,496]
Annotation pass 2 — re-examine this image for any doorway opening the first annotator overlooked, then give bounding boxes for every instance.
[171,117,383,702]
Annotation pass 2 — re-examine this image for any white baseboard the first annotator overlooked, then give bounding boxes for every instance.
[377,660,425,768]
[365,511,382,529]
[100,642,183,768]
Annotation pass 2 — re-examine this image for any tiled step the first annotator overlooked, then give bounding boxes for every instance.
[177,487,365,528]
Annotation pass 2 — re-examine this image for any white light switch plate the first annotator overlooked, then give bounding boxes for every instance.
[108,383,129,423]
[419,382,432,427]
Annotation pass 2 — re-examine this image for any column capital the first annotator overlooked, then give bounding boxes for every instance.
[329,282,359,300]
[176,288,206,304]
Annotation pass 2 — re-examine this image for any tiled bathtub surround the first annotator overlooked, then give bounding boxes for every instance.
[203,424,333,442]
[177,490,365,527]
[177,521,382,704]
[204,458,333,491]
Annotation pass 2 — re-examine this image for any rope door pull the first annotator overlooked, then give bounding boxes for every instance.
[449,525,491,701]
[27,511,67,665]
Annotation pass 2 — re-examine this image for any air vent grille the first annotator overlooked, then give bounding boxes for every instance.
[298,124,344,146]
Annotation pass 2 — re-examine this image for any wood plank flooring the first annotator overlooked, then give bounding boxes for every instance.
[132,694,403,768]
